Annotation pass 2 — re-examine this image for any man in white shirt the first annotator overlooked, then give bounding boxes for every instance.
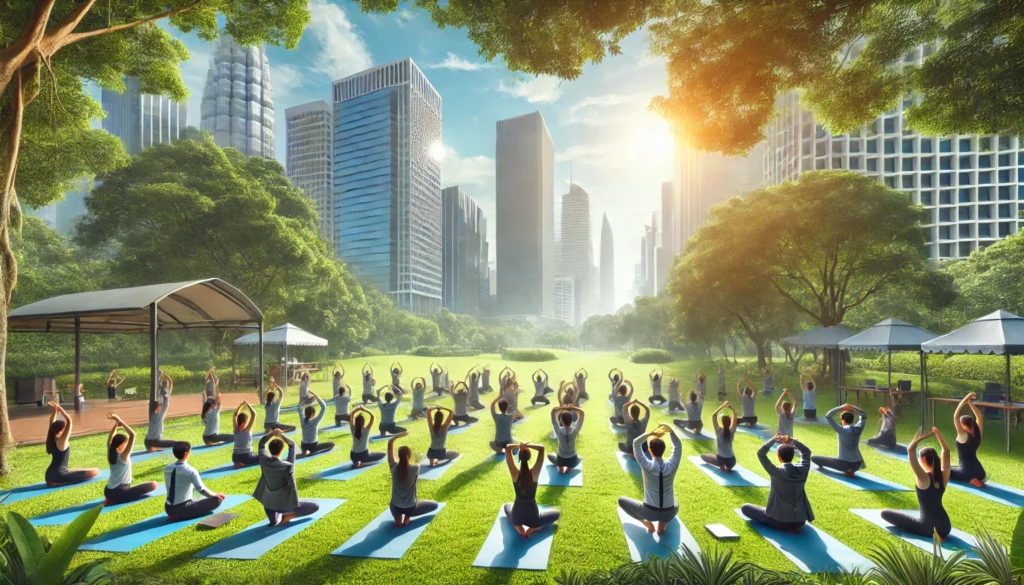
[164,442,225,520]
[617,426,682,535]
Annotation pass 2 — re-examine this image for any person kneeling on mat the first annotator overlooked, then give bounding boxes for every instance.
[164,442,225,521]
[349,406,385,468]
[648,368,666,405]
[950,393,986,488]
[390,361,403,388]
[201,394,233,446]
[430,362,446,396]
[736,379,758,427]
[425,406,459,465]
[801,374,817,420]
[666,377,683,412]
[409,377,428,420]
[299,391,334,457]
[377,385,407,436]
[618,425,682,535]
[388,433,440,527]
[741,434,813,531]
[530,369,552,406]
[701,402,737,472]
[334,383,351,427]
[549,405,584,473]
[360,363,376,404]
[608,368,623,401]
[44,402,101,487]
[480,364,494,394]
[775,390,796,439]
[254,429,320,526]
[451,382,479,426]
[696,371,708,402]
[881,427,952,539]
[618,400,650,458]
[467,368,485,410]
[503,443,560,538]
[811,403,867,478]
[866,404,898,450]
[574,368,589,402]
[490,396,516,454]
[263,378,296,433]
[232,401,260,468]
[610,381,633,425]
[673,391,703,434]
[105,414,158,505]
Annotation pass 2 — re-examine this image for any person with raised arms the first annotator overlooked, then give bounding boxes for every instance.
[610,380,634,425]
[201,393,233,446]
[377,385,407,436]
[648,368,666,405]
[811,403,867,478]
[501,375,525,422]
[388,432,439,527]
[666,377,682,412]
[361,363,376,404]
[164,442,225,520]
[390,362,403,388]
[550,404,584,473]
[333,364,345,395]
[232,400,260,468]
[450,381,479,427]
[104,414,158,505]
[425,405,459,465]
[695,371,707,401]
[348,406,385,467]
[619,400,650,458]
[145,371,183,451]
[480,365,494,394]
[490,396,516,454]
[299,391,334,457]
[775,389,796,438]
[263,377,296,433]
[866,402,899,450]
[203,367,219,403]
[618,425,682,535]
[736,378,759,427]
[700,402,737,472]
[608,368,623,401]
[530,369,552,406]
[800,372,817,420]
[254,429,320,526]
[741,434,813,531]
[881,427,952,538]
[503,443,560,538]
[467,368,485,410]
[762,366,774,397]
[408,377,429,420]
[717,365,727,399]
[574,368,590,402]
[673,390,704,434]
[430,362,446,396]
[949,392,986,487]
[106,369,126,401]
[557,382,578,410]
[298,371,313,407]
[333,382,351,427]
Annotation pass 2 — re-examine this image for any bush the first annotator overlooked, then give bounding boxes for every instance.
[409,345,479,357]
[501,348,558,362]
[51,366,208,400]
[630,348,675,364]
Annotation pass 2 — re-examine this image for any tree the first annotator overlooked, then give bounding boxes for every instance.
[0,0,308,473]
[943,233,1024,322]
[618,295,677,350]
[76,131,370,350]
[361,286,440,353]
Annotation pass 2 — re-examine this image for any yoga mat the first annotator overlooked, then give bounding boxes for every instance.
[472,506,556,571]
[850,508,981,560]
[677,428,713,441]
[608,423,626,434]
[688,456,770,488]
[30,485,167,527]
[0,470,110,505]
[734,509,874,573]
[333,503,446,559]
[447,423,477,435]
[80,494,250,552]
[513,416,528,425]
[538,461,582,487]
[735,425,775,439]
[311,460,382,481]
[129,449,173,464]
[615,451,642,476]
[418,456,462,481]
[947,480,1024,509]
[867,444,909,462]
[371,433,405,442]
[617,509,699,561]
[194,498,345,559]
[812,467,910,491]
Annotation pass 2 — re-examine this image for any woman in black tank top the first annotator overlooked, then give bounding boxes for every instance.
[881,427,952,538]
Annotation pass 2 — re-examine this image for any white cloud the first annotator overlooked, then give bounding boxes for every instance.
[396,8,416,28]
[307,0,373,79]
[427,52,491,71]
[497,75,562,103]
[562,92,652,127]
[270,64,305,100]
[441,145,494,189]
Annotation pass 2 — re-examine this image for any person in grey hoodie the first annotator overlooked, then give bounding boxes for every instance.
[811,404,867,477]
[254,429,320,526]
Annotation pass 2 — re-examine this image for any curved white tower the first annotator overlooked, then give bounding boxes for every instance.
[200,35,275,158]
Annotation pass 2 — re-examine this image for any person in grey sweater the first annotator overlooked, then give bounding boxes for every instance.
[254,429,320,526]
[741,434,814,531]
[811,404,868,477]
[388,433,439,527]
[299,391,334,457]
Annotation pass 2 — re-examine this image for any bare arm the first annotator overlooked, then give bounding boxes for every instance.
[934,427,952,484]
[952,393,973,436]
[505,444,519,478]
[530,444,546,479]
[387,434,400,465]
[907,431,931,488]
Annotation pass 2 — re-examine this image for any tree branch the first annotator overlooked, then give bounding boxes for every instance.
[58,0,204,49]
[0,0,57,82]
[41,0,99,46]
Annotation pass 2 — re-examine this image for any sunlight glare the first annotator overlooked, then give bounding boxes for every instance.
[429,141,446,162]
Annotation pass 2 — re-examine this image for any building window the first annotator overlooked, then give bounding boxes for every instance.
[921,157,934,171]
[815,158,826,169]
[999,203,1012,218]
[979,205,993,219]
[940,156,952,170]
[921,191,934,206]
[979,187,992,201]
[849,157,861,170]
[960,242,973,257]
[959,207,972,220]
[867,139,878,154]
[998,153,1012,167]
[980,137,993,151]
[885,176,896,188]
[959,172,972,184]
[832,157,843,169]
[939,225,952,239]
[850,141,862,153]
[999,222,1013,236]
[939,139,952,153]
[959,224,972,238]
[884,158,896,173]
[866,158,878,172]
[902,139,914,153]
[940,243,951,258]
[884,138,896,154]
[979,224,993,238]
[959,155,973,169]
[902,175,915,188]
[902,158,915,171]
[940,173,952,187]
[978,155,992,168]
[884,118,896,134]
[832,140,844,154]
[940,190,953,205]
[939,208,952,222]
[959,138,972,152]
[999,186,1011,200]
[999,169,1012,183]
[998,135,1012,150]
[921,174,933,188]
[921,139,933,153]
[959,189,972,203]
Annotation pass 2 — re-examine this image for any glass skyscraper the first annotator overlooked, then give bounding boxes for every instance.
[200,35,275,158]
[286,101,334,246]
[332,58,442,314]
[441,186,488,316]
[101,76,187,156]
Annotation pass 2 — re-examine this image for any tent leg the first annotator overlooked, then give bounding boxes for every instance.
[73,316,81,393]
[919,351,927,427]
[887,350,892,396]
[1006,353,1011,452]
[150,303,159,403]
[258,322,265,401]
[284,345,289,389]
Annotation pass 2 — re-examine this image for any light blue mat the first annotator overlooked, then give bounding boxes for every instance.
[513,416,528,425]
[418,456,462,481]
[615,451,642,476]
[332,503,445,559]
[311,459,382,481]
[812,467,910,491]
[850,508,982,560]
[80,494,250,552]
[735,425,775,439]
[867,444,909,462]
[947,480,1024,509]
[538,461,582,487]
[609,423,626,434]
[688,456,770,488]
[677,428,713,441]
[447,423,477,435]
[618,509,699,561]
[735,509,874,573]
[30,485,167,526]
[128,449,173,464]
[194,498,344,559]
[0,470,110,505]
[472,506,556,571]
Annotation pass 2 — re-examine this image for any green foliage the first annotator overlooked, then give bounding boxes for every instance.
[850,353,1024,389]
[943,233,1024,321]
[360,287,441,353]
[629,349,674,364]
[1,506,110,585]
[536,330,578,349]
[408,346,479,357]
[500,348,557,362]
[53,366,208,400]
[579,313,625,350]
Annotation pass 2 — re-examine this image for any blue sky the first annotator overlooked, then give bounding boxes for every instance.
[172,1,675,307]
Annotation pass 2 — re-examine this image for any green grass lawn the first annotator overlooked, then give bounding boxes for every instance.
[5,352,1024,584]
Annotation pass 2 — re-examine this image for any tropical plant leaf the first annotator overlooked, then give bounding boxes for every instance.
[958,528,1019,585]
[5,513,44,580]
[35,505,102,585]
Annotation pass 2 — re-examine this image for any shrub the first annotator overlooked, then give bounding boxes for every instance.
[630,348,675,364]
[409,345,479,357]
[501,348,558,362]
[52,366,208,400]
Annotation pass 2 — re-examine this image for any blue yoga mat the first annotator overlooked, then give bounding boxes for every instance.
[615,451,642,476]
[0,470,110,505]
[735,425,775,439]
[688,456,770,488]
[311,460,382,481]
[332,502,445,559]
[617,509,699,562]
[947,480,1024,509]
[513,416,528,425]
[609,423,626,434]
[194,498,344,559]
[201,462,257,481]
[538,462,582,487]
[850,508,981,560]
[734,509,874,573]
[418,456,462,481]
[812,467,910,491]
[678,428,713,441]
[80,494,250,552]
[447,423,477,435]
[30,485,167,527]
[472,506,556,571]
[867,444,909,462]
[129,449,173,464]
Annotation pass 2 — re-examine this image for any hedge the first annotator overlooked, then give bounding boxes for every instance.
[850,351,1024,388]
[409,346,480,357]
[51,366,209,400]
[630,348,675,364]
[501,348,558,362]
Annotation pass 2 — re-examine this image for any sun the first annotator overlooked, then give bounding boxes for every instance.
[429,141,446,162]
[637,117,674,157]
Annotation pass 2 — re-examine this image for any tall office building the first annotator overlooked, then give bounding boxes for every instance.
[657,182,675,291]
[200,35,275,158]
[442,186,488,316]
[286,101,334,245]
[599,213,615,314]
[559,183,595,324]
[102,76,187,156]
[332,58,443,314]
[766,81,1024,260]
[496,111,555,318]
[553,276,576,325]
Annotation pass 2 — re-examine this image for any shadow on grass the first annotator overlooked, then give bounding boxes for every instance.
[434,457,500,501]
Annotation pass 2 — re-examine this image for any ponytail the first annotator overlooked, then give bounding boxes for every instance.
[397,446,412,482]
[353,414,365,440]
[919,447,943,488]
[432,409,444,434]
[46,420,66,455]
[516,449,534,491]
[108,434,127,466]
[721,415,732,441]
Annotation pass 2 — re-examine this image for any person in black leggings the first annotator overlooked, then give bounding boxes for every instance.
[45,402,100,487]
[105,370,125,401]
[881,427,952,538]
[104,414,159,505]
[949,393,986,487]
[502,443,560,538]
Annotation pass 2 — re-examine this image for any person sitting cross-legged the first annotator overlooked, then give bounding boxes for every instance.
[741,434,813,531]
[617,425,682,535]
[254,429,320,526]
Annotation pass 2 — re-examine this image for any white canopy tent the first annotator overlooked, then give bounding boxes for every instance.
[234,323,327,388]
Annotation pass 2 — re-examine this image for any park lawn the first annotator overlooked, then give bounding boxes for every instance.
[4,351,1023,585]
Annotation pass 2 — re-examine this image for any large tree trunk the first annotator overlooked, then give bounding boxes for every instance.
[756,343,766,369]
